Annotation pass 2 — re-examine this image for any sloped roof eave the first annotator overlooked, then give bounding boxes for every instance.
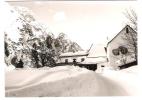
[107,25,137,47]
[59,54,88,58]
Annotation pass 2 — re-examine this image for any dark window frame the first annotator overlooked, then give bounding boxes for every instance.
[81,58,85,62]
[65,59,68,64]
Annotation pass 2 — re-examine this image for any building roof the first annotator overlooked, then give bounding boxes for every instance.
[87,44,107,58]
[59,51,88,57]
[107,25,137,47]
[79,57,107,64]
[59,44,107,58]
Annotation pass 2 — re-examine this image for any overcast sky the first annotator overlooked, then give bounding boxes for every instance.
[7,1,136,50]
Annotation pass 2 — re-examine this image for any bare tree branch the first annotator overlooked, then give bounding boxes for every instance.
[122,8,137,62]
[123,8,137,31]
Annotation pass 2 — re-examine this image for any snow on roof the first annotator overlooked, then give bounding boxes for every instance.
[79,57,107,64]
[60,44,107,58]
[60,51,88,57]
[87,44,107,57]
[107,25,136,46]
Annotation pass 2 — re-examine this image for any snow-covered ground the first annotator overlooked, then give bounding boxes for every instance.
[102,65,142,96]
[5,65,142,97]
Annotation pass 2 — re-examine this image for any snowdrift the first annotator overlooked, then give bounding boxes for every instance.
[5,65,142,97]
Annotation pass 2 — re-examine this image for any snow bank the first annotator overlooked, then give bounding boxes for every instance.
[120,65,142,75]
[5,65,89,91]
[40,65,89,83]
[60,51,88,57]
[5,65,15,71]
[6,65,135,97]
[102,65,142,96]
[6,65,142,97]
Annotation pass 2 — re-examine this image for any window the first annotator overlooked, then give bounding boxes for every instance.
[119,46,128,54]
[126,27,129,33]
[101,65,105,67]
[104,47,107,53]
[81,58,85,62]
[73,59,77,65]
[112,49,120,56]
[73,59,76,63]
[112,46,128,56]
[65,59,68,64]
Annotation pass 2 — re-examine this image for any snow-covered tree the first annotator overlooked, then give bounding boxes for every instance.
[4,6,83,68]
[123,9,137,63]
[4,6,52,68]
[55,32,83,55]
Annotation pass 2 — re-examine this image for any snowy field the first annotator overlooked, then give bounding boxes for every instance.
[5,65,142,97]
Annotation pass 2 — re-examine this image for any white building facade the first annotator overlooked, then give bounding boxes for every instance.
[58,51,88,64]
[107,25,137,69]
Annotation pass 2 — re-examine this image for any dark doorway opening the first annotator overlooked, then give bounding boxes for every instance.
[73,59,77,66]
[77,64,97,71]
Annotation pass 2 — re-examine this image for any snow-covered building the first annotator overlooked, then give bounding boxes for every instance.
[58,44,108,71]
[58,25,137,71]
[58,51,88,64]
[79,44,108,70]
[107,25,137,69]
